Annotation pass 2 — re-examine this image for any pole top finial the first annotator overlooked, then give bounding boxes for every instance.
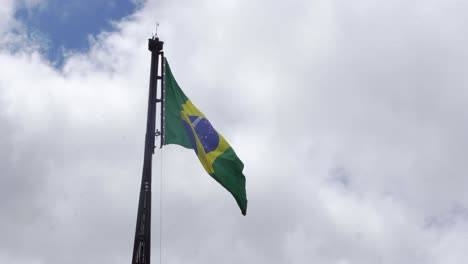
[151,22,159,39]
[149,22,163,51]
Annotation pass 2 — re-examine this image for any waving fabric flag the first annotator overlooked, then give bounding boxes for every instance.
[163,58,248,215]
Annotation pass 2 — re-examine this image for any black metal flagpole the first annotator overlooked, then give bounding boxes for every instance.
[131,35,164,264]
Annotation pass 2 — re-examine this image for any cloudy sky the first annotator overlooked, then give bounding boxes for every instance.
[1,0,468,263]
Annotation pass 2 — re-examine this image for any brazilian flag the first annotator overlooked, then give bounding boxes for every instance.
[163,58,248,215]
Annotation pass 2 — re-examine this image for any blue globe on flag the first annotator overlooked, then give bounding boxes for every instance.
[183,115,220,155]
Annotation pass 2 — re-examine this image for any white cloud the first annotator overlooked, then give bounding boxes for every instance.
[1,0,468,263]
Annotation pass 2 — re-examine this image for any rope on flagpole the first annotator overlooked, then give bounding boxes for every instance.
[160,147,163,264]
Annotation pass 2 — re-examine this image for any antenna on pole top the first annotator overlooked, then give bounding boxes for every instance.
[155,22,159,38]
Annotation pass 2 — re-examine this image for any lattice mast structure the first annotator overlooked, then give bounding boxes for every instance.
[131,35,165,264]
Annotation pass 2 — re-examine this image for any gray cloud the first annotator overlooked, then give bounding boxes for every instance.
[1,0,468,263]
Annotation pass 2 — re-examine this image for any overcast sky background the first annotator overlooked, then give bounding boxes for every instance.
[1,0,468,263]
